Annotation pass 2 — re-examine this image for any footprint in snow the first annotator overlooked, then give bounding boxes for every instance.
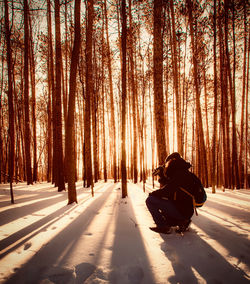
[24,243,32,250]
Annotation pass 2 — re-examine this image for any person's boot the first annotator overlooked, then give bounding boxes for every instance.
[150,226,172,234]
[175,219,191,233]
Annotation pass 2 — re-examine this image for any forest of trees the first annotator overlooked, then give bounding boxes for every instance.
[1,0,249,203]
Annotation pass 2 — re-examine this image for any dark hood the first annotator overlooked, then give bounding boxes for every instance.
[164,158,191,177]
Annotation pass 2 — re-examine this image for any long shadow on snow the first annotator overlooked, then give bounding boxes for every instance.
[57,186,119,270]
[3,184,114,284]
[204,199,250,224]
[0,194,67,226]
[110,193,156,284]
[0,194,42,209]
[159,227,249,284]
[0,192,91,256]
[193,214,250,268]
[0,185,65,209]
[214,191,250,203]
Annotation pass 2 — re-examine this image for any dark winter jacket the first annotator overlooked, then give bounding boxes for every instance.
[150,158,194,219]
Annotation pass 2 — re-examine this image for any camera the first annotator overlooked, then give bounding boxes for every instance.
[152,164,165,177]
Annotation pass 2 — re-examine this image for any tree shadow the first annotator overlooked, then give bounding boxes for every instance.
[159,224,249,284]
[2,184,114,284]
[193,213,250,268]
[214,190,250,202]
[109,195,156,284]
[0,194,41,209]
[60,188,116,263]
[0,199,77,257]
[0,194,66,226]
[204,200,250,224]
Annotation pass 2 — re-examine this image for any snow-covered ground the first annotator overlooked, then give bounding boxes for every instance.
[0,181,249,284]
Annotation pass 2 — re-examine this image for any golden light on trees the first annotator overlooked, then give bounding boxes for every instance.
[1,0,249,204]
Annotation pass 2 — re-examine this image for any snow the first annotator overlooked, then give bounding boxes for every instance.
[0,181,249,284]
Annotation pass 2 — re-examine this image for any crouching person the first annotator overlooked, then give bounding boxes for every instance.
[146,152,194,234]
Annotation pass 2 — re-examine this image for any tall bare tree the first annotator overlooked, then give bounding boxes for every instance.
[186,0,208,185]
[29,15,37,182]
[121,0,127,197]
[104,0,117,182]
[65,0,81,204]
[238,0,248,187]
[244,30,249,188]
[128,0,138,183]
[54,0,65,191]
[46,0,54,183]
[211,0,218,193]
[224,0,240,188]
[153,0,167,167]
[24,0,33,185]
[4,0,15,202]
[218,0,230,188]
[169,0,182,156]
[84,0,94,191]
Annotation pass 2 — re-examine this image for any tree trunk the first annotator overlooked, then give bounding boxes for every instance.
[153,0,167,166]
[100,8,107,182]
[169,0,182,155]
[218,1,230,188]
[24,0,33,185]
[203,60,211,186]
[238,0,247,187]
[121,0,127,198]
[54,0,65,191]
[47,69,52,183]
[85,0,94,191]
[46,0,54,183]
[224,0,240,189]
[211,0,218,193]
[4,0,15,202]
[102,83,107,183]
[186,0,208,185]
[0,51,3,184]
[65,0,81,204]
[29,16,37,183]
[92,41,99,183]
[244,31,249,188]
[128,0,138,183]
[104,0,117,182]
[64,1,69,125]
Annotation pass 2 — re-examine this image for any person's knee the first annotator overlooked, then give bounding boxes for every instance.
[146,195,156,208]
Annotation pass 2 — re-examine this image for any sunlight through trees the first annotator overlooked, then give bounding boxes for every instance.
[1,0,249,201]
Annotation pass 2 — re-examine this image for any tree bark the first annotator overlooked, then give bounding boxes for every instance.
[46,0,54,183]
[0,51,4,184]
[244,30,249,188]
[104,0,117,182]
[238,0,247,187]
[169,0,182,155]
[121,0,127,197]
[54,0,65,191]
[65,0,81,204]
[84,0,94,191]
[224,0,240,188]
[211,0,218,193]
[29,16,37,183]
[128,0,138,183]
[4,0,15,202]
[218,0,230,188]
[24,0,33,185]
[153,0,167,166]
[91,41,99,183]
[186,0,208,185]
